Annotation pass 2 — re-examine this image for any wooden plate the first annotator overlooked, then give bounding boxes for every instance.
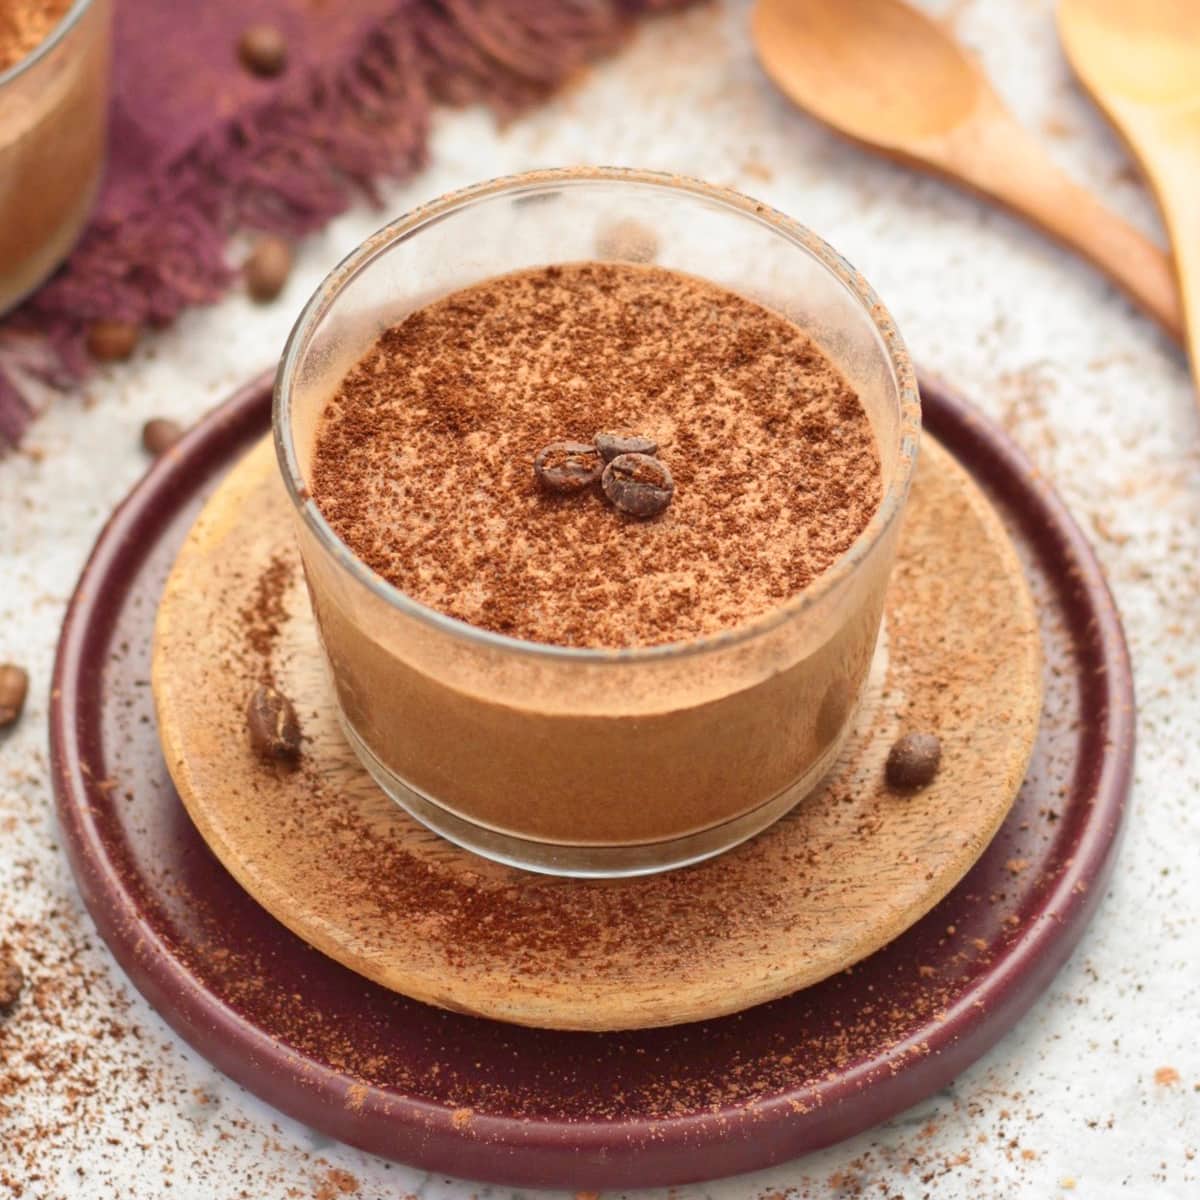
[49,373,1133,1188]
[150,426,1041,1031]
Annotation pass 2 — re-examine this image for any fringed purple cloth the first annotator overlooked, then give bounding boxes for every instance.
[0,0,694,447]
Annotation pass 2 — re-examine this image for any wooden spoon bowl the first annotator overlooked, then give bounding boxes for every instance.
[754,0,983,146]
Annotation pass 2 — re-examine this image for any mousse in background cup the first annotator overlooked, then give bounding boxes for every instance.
[0,0,112,314]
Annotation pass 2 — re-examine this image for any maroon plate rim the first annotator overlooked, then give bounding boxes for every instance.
[48,371,1135,1187]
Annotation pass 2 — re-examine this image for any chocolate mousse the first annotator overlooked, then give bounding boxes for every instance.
[293,257,897,860]
[310,262,881,649]
[0,0,69,69]
[0,0,110,313]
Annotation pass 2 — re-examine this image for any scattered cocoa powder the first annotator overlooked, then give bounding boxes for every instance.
[10,440,1156,1192]
[240,551,293,679]
[0,953,23,1011]
[310,262,881,648]
[156,503,1055,1130]
[313,1167,359,1199]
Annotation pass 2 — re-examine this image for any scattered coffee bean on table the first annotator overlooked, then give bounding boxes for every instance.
[534,441,604,494]
[601,452,675,518]
[246,684,301,765]
[141,417,183,457]
[244,235,292,302]
[0,955,23,1013]
[0,663,28,728]
[886,732,942,789]
[595,432,658,463]
[238,24,287,76]
[85,319,139,362]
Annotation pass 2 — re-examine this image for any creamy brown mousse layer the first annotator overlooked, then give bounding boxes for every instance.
[311,262,881,649]
[0,0,108,313]
[299,261,892,852]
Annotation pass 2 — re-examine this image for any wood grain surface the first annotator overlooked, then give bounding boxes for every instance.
[152,433,1042,1031]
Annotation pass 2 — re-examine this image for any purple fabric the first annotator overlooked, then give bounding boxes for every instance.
[0,0,694,447]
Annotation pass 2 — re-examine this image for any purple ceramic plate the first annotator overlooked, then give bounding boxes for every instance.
[49,372,1133,1188]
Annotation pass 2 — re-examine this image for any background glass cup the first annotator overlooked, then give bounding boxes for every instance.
[274,168,921,877]
[0,0,112,315]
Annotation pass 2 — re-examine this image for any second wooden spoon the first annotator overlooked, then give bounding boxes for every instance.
[751,0,1184,341]
[1059,0,1200,385]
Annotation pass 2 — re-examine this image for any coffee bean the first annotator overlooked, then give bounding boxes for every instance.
[238,25,287,77]
[86,319,139,362]
[0,955,23,1012]
[601,452,674,518]
[594,432,658,463]
[246,684,301,765]
[0,664,28,728]
[141,417,183,457]
[885,732,942,789]
[534,441,603,494]
[244,235,292,302]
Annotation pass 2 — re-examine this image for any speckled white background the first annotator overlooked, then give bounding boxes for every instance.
[1,1,1197,1196]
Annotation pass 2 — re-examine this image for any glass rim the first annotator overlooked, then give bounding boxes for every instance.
[0,0,95,89]
[273,166,922,665]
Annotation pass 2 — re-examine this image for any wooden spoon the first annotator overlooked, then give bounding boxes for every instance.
[751,0,1184,341]
[1058,0,1200,381]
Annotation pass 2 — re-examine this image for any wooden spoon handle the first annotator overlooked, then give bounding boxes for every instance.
[952,118,1185,342]
[1142,150,1200,380]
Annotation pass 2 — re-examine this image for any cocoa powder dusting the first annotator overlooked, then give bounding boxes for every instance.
[0,0,70,71]
[240,551,292,682]
[310,262,881,648]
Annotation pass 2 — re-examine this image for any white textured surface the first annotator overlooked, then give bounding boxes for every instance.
[1,1,1198,1196]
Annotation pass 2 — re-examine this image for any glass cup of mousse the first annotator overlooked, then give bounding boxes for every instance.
[274,168,921,877]
[0,0,112,315]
